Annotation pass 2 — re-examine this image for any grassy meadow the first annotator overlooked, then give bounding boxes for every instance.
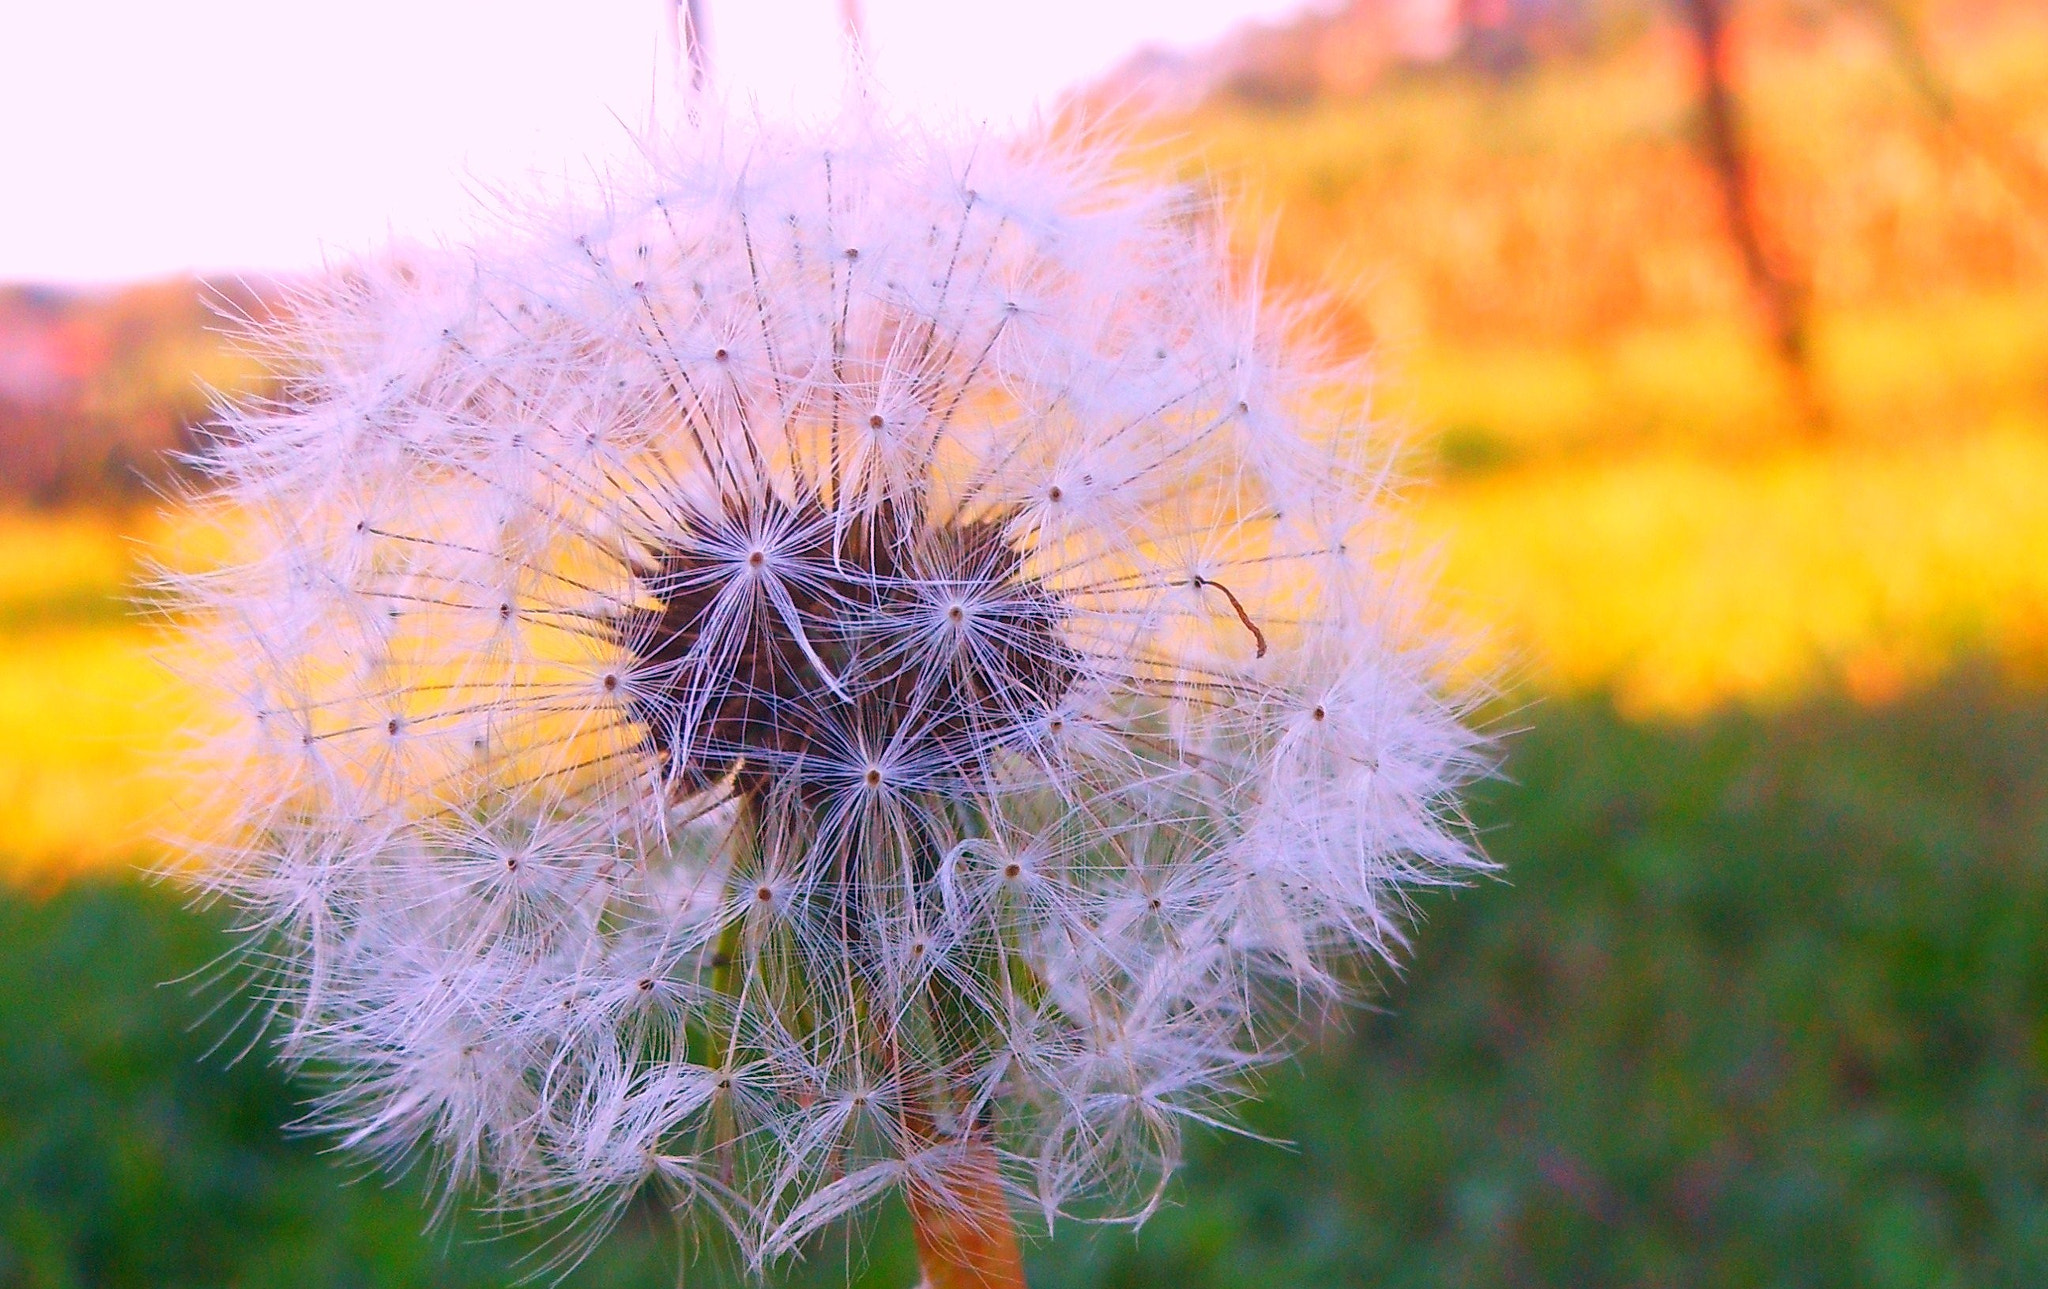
[4,0,2048,1282]
[9,676,2045,1287]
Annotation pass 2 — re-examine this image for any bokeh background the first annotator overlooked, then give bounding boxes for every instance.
[3,0,2047,1284]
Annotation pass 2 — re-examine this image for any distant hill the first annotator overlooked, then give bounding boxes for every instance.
[0,280,271,506]
[1087,0,1591,115]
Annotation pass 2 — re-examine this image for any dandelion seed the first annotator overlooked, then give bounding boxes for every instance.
[176,106,1489,1280]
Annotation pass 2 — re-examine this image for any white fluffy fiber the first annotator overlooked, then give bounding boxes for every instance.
[176,106,1489,1268]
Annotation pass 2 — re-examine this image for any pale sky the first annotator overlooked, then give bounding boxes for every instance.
[0,0,1310,284]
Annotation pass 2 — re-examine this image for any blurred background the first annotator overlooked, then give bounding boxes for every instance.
[2,0,2046,1284]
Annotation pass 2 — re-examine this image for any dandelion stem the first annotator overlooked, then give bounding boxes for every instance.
[905,1128,1027,1289]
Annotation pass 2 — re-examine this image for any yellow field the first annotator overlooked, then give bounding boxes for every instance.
[1418,424,2048,716]
[2,301,2043,882]
[0,514,185,883]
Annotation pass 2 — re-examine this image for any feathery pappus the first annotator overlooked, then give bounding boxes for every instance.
[174,106,1491,1274]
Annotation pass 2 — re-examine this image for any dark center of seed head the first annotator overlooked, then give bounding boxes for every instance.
[622,497,1078,802]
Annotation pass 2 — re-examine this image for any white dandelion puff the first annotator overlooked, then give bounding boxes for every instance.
[174,106,1491,1280]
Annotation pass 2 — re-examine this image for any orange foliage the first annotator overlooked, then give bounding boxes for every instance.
[0,280,271,505]
[1131,1,2048,352]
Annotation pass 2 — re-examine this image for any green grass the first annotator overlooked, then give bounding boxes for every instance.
[4,674,2045,1287]
[1043,674,2048,1288]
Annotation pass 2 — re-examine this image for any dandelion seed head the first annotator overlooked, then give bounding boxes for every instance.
[178,106,1490,1268]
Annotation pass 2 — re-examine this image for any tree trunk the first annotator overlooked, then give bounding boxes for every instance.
[1678,0,1825,433]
